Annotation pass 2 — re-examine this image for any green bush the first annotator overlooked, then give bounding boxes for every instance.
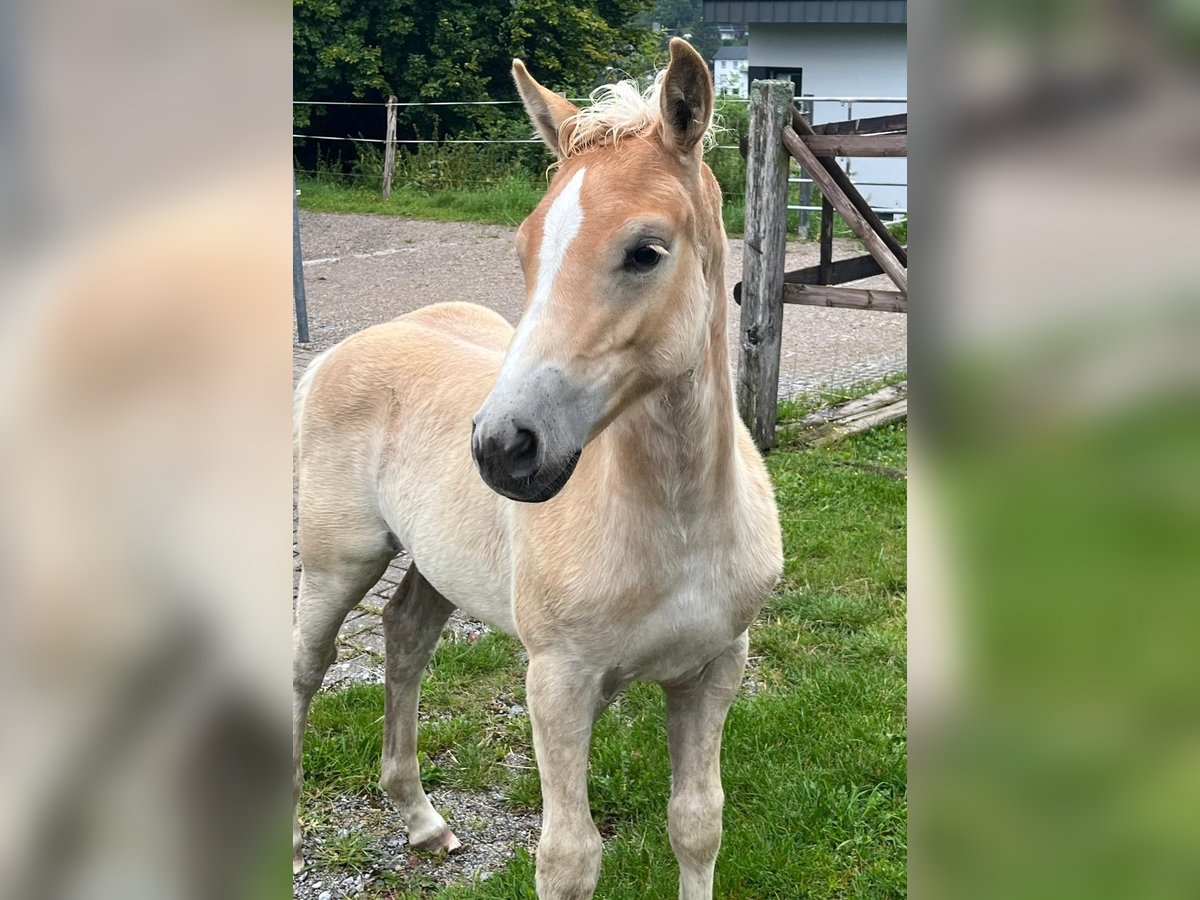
[706,97,748,209]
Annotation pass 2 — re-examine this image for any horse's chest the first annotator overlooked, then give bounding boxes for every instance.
[608,539,766,683]
[515,486,781,683]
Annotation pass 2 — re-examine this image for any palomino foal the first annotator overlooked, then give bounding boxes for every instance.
[293,39,783,899]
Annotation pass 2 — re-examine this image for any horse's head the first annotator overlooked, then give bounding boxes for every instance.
[472,38,722,503]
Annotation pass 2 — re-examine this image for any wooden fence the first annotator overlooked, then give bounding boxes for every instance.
[736,80,909,450]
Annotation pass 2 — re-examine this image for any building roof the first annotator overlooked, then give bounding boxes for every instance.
[713,45,749,60]
[703,1,906,24]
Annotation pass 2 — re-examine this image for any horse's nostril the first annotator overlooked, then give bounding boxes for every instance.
[505,427,539,478]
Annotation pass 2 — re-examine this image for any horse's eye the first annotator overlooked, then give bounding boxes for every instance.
[627,244,663,271]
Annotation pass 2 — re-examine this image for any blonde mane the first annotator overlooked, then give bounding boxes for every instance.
[558,70,718,158]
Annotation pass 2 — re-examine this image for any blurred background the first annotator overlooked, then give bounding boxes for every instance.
[0,0,1197,897]
[912,0,1200,896]
[0,1,292,898]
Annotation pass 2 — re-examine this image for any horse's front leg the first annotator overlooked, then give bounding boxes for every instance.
[663,631,749,900]
[526,654,606,899]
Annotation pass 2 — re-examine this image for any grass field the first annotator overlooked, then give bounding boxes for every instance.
[299,394,908,898]
[297,177,546,229]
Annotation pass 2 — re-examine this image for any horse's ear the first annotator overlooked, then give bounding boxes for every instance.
[512,59,579,159]
[659,38,714,157]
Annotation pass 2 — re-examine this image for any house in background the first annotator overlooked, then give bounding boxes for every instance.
[712,45,749,98]
[702,0,907,216]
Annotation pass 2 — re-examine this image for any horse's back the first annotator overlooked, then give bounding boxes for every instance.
[398,301,513,354]
[296,303,516,629]
[297,301,510,425]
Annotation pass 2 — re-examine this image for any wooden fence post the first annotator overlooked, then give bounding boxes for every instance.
[737,79,794,451]
[818,195,834,283]
[382,95,398,199]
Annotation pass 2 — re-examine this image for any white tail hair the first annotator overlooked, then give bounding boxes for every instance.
[293,347,333,451]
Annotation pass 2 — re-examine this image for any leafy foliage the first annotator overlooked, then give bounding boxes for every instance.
[636,0,723,60]
[294,0,656,137]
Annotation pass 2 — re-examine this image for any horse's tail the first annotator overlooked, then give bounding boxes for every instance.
[293,347,333,460]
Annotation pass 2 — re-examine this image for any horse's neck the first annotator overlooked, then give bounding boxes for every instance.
[603,282,741,514]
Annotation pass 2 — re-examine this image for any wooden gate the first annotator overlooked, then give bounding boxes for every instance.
[735,80,908,450]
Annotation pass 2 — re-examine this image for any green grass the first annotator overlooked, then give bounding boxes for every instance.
[300,177,760,237]
[298,177,546,228]
[301,395,907,897]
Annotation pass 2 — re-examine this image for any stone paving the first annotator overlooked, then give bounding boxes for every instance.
[295,211,907,396]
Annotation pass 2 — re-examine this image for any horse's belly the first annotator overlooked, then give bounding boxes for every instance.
[386,490,518,636]
[409,546,517,635]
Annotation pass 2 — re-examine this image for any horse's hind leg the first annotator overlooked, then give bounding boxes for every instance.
[380,565,460,851]
[292,551,391,873]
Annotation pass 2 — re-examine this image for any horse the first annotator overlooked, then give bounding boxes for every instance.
[292,38,783,899]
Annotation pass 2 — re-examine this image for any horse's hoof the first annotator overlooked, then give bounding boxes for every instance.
[412,828,462,855]
[293,850,306,875]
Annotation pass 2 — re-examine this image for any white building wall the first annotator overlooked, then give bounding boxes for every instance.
[750,24,907,215]
[713,58,749,98]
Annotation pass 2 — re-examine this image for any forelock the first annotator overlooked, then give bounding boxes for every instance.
[558,69,718,158]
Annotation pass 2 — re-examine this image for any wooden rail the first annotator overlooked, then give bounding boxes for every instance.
[734,251,910,304]
[782,126,907,293]
[801,133,907,157]
[811,113,908,136]
[782,284,907,313]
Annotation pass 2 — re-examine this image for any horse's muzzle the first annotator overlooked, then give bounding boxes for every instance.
[471,362,602,503]
[471,417,582,503]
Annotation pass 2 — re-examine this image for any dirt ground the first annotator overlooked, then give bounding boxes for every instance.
[295,211,906,397]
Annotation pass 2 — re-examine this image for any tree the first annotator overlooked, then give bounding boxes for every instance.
[636,0,720,68]
[294,0,655,137]
[681,19,721,62]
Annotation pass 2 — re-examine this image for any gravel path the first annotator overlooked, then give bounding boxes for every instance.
[295,211,906,397]
[294,789,540,899]
[292,211,906,896]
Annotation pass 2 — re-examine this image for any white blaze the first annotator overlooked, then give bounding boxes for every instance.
[496,166,587,378]
[533,166,586,312]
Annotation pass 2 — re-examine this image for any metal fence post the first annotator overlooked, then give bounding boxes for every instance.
[736,79,794,451]
[293,175,310,344]
[796,96,813,237]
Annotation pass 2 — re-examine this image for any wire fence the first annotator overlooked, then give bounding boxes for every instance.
[293,95,908,223]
